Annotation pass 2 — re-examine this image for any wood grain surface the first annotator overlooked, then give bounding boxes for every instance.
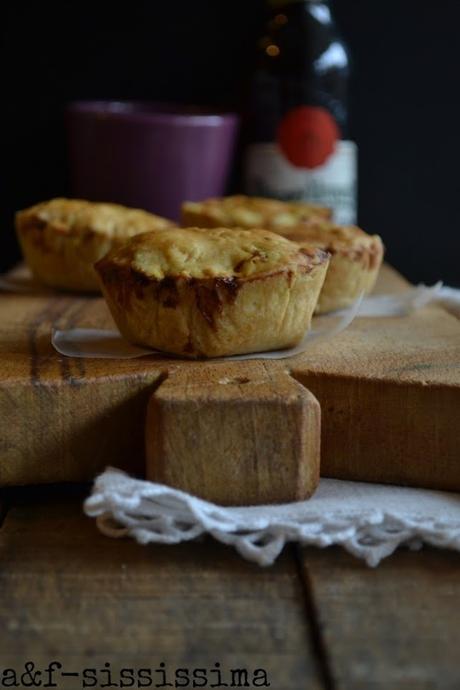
[299,545,460,690]
[0,486,459,689]
[292,268,460,491]
[0,486,324,690]
[146,362,320,504]
[0,284,165,484]
[0,265,459,495]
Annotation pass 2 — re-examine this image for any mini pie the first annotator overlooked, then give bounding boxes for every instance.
[277,220,384,313]
[95,227,330,358]
[16,198,175,292]
[181,195,383,314]
[181,195,331,230]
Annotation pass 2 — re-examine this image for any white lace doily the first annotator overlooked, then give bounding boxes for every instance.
[84,469,460,567]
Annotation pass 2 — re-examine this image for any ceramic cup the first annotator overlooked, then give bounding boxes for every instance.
[67,101,239,221]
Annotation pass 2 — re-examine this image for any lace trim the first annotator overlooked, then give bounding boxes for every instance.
[84,469,460,567]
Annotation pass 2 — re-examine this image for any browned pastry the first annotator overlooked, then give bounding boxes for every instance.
[181,195,331,230]
[96,226,330,358]
[16,198,175,292]
[181,195,383,313]
[276,220,384,313]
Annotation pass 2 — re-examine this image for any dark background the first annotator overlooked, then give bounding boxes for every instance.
[3,0,460,285]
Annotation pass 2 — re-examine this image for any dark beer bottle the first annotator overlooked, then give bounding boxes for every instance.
[244,0,356,224]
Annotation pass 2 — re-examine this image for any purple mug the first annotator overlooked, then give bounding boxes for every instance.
[67,101,239,221]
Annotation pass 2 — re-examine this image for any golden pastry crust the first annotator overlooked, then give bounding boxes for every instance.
[96,227,330,358]
[276,220,384,313]
[16,198,175,292]
[181,195,331,230]
[181,195,383,314]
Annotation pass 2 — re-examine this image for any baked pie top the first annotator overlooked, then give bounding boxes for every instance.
[16,198,174,239]
[182,195,331,230]
[96,226,329,281]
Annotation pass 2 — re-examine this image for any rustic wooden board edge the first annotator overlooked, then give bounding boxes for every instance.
[291,369,460,491]
[145,363,321,505]
[0,369,168,487]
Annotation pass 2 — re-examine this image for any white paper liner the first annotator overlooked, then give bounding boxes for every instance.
[436,286,460,318]
[355,281,443,316]
[52,328,153,359]
[51,294,363,362]
[51,282,457,362]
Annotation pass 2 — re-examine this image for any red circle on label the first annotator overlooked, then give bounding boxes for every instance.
[277,106,339,169]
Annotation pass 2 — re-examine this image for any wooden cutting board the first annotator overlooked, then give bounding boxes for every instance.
[0,265,459,501]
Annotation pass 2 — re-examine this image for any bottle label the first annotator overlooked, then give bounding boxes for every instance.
[245,139,357,225]
[277,105,339,169]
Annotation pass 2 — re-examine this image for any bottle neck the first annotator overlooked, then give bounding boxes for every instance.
[250,0,349,140]
[268,1,334,32]
[269,0,329,6]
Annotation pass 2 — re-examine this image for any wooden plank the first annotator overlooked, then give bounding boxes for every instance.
[0,487,325,690]
[146,362,320,504]
[299,546,460,690]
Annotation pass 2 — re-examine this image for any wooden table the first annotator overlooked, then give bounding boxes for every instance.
[0,484,459,690]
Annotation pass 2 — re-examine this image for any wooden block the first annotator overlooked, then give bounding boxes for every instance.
[291,268,460,491]
[0,284,165,485]
[146,363,320,505]
[293,372,460,491]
